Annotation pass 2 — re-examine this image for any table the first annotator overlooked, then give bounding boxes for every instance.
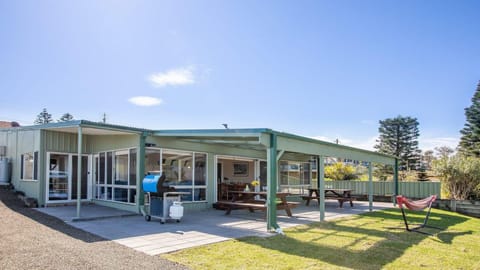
[302,188,355,207]
[220,191,299,217]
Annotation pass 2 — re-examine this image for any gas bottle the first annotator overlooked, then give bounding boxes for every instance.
[169,201,184,219]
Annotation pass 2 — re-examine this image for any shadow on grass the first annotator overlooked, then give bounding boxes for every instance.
[0,188,105,243]
[239,208,469,270]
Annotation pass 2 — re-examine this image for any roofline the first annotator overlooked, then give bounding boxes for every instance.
[0,120,152,135]
[154,128,397,160]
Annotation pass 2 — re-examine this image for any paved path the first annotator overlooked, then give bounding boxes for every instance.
[38,200,393,255]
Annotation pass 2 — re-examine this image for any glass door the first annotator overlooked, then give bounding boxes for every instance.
[48,153,69,201]
[71,155,89,200]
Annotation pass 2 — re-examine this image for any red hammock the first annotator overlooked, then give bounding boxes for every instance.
[396,195,437,232]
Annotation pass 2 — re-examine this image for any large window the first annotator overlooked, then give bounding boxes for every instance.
[279,160,311,194]
[145,148,207,202]
[21,151,38,180]
[94,148,137,204]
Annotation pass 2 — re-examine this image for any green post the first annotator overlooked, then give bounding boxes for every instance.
[137,133,146,212]
[267,133,278,231]
[317,156,325,221]
[368,162,373,211]
[76,126,82,219]
[393,158,399,205]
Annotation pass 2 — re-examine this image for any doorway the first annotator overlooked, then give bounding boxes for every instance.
[46,152,91,203]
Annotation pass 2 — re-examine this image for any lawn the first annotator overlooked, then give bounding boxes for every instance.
[163,208,480,270]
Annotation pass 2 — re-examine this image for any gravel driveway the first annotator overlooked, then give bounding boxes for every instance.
[0,187,189,270]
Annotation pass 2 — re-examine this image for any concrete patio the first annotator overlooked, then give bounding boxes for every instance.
[36,200,393,255]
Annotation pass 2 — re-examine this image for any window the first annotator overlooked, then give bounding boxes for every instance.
[94,148,137,204]
[21,151,38,180]
[145,148,207,202]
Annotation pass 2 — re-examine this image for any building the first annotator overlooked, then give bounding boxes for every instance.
[0,120,397,230]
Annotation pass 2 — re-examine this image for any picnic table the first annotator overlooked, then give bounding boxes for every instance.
[218,191,299,217]
[302,188,356,208]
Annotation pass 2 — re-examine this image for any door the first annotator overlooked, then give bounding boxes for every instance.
[71,155,89,200]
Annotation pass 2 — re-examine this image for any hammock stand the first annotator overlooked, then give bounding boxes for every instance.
[396,195,438,233]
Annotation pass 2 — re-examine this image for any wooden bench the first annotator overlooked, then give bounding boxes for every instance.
[217,200,299,216]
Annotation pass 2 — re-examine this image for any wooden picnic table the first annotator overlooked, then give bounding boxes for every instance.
[219,191,299,217]
[302,188,356,208]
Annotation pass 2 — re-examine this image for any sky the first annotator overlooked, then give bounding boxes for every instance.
[1,0,479,152]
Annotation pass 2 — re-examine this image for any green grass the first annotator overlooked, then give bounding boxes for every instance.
[163,208,480,270]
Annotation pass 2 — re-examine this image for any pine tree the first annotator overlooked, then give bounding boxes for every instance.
[374,115,421,171]
[58,113,74,122]
[34,108,53,125]
[459,81,480,157]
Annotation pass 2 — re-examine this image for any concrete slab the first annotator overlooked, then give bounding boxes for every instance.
[36,200,393,256]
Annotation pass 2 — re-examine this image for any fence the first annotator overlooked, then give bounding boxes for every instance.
[325,181,441,199]
[280,181,441,199]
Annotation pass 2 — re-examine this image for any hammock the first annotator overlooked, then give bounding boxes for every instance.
[396,195,437,232]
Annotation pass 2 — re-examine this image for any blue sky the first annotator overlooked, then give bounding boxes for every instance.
[1,1,479,152]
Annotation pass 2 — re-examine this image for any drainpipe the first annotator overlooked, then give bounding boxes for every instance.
[76,126,82,219]
[267,133,279,231]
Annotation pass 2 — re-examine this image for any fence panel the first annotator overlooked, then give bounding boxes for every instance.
[326,181,441,199]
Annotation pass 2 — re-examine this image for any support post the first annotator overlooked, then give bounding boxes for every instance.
[76,126,82,219]
[317,155,325,221]
[267,133,278,231]
[393,158,399,205]
[368,162,373,211]
[137,133,146,211]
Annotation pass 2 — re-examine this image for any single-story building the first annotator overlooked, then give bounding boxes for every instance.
[0,120,397,230]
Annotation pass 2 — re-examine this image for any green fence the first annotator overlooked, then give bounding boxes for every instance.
[326,181,441,199]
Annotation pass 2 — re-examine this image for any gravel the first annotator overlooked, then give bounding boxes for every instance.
[0,187,189,270]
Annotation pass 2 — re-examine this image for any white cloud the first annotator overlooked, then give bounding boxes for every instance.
[128,96,162,106]
[148,66,195,87]
[419,137,459,151]
[311,135,378,151]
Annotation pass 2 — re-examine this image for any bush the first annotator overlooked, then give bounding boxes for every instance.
[324,162,357,180]
[432,154,480,200]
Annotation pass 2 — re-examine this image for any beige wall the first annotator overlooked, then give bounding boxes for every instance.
[218,158,256,184]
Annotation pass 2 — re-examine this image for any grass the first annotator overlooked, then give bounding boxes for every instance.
[163,208,480,270]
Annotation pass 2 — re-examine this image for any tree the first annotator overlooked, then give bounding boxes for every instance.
[459,81,480,157]
[374,115,421,171]
[58,113,74,122]
[324,162,357,180]
[34,108,53,125]
[434,146,454,159]
[433,154,480,200]
[422,150,435,170]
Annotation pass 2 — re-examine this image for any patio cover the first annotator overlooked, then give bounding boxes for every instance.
[154,128,398,231]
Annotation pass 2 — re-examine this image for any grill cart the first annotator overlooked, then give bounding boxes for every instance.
[142,174,189,224]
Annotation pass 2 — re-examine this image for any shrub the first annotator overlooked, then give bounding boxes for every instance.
[432,154,480,200]
[324,162,357,180]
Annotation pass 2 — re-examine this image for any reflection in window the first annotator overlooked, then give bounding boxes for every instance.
[21,152,38,180]
[145,148,207,202]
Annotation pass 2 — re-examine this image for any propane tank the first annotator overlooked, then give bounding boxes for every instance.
[169,201,184,219]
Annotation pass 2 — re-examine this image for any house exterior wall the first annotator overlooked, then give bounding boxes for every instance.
[0,128,42,202]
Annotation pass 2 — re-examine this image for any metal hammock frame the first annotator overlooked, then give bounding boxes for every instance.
[396,195,438,233]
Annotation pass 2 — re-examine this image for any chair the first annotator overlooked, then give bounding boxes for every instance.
[396,195,438,233]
